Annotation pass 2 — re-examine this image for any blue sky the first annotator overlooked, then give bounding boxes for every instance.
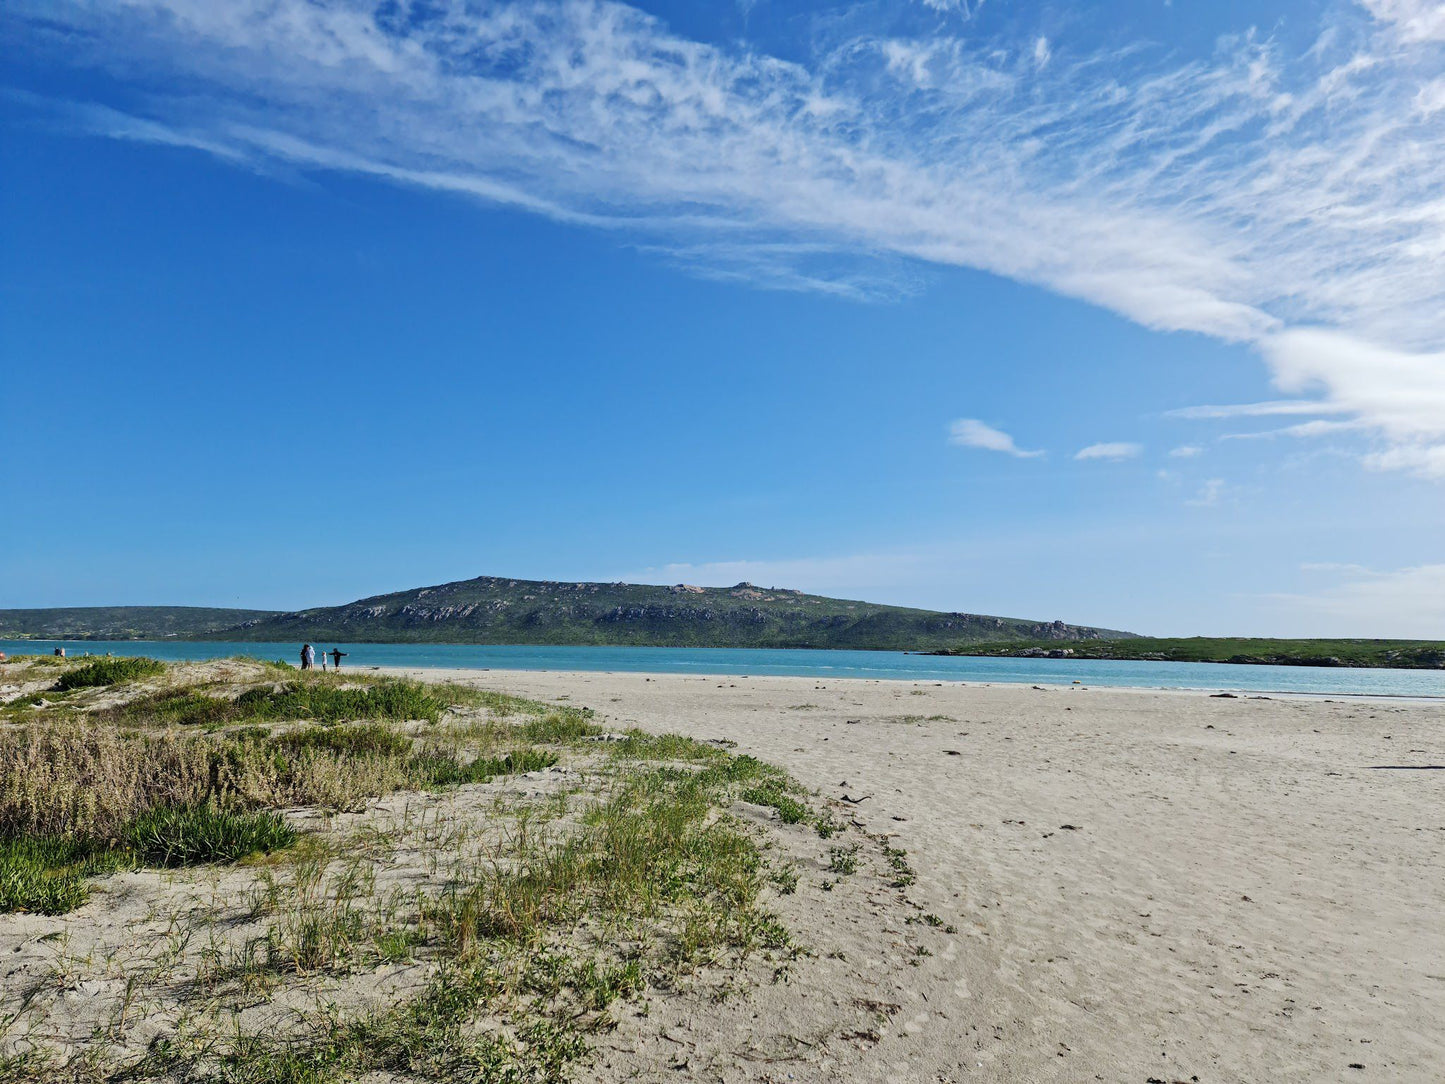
[2,0,1443,637]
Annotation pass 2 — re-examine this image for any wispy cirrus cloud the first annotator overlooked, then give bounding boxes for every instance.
[6,0,1443,473]
[1075,442,1142,462]
[948,419,1043,458]
[1361,0,1445,43]
[1166,400,1352,421]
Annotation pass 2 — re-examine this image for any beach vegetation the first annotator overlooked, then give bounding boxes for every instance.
[0,656,827,1081]
[124,804,297,867]
[827,843,860,875]
[52,655,165,691]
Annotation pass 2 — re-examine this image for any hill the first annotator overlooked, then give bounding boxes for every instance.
[0,577,1128,649]
[222,576,1130,649]
[0,606,279,641]
[929,637,1445,669]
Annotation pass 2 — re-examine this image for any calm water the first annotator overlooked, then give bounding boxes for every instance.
[4,640,1444,698]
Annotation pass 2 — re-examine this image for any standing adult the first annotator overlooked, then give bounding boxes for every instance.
[329,648,347,670]
[301,643,315,670]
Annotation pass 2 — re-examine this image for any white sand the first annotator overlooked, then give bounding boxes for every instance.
[387,668,1445,1083]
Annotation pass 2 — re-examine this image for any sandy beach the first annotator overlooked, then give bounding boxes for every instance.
[377,668,1445,1083]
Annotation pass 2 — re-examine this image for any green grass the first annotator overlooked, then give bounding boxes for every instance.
[1,661,823,1082]
[410,748,559,787]
[0,836,132,914]
[104,678,445,728]
[0,805,293,913]
[124,805,297,867]
[109,689,242,727]
[739,783,810,824]
[273,723,414,758]
[515,710,602,744]
[52,656,166,691]
[133,737,802,1084]
[608,731,728,762]
[427,684,548,715]
[237,680,444,724]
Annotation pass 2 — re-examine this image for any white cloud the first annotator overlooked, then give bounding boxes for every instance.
[1257,328,1445,477]
[1264,562,1445,637]
[1074,441,1142,461]
[949,418,1044,458]
[1186,478,1226,506]
[9,0,1445,475]
[1166,400,1349,420]
[1261,329,1445,441]
[1360,0,1445,42]
[1168,444,1203,457]
[1416,76,1445,115]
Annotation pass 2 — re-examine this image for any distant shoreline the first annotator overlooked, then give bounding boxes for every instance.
[929,636,1445,670]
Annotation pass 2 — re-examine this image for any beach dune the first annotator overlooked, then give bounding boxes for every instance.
[389,668,1445,1083]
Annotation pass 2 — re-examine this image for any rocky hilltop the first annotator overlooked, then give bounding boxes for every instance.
[214,575,1129,649]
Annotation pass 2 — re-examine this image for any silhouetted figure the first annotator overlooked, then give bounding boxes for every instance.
[330,649,347,670]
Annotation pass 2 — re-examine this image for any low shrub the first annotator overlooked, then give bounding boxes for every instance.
[53,656,165,691]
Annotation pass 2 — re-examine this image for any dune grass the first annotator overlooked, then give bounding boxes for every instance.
[52,655,166,691]
[0,659,819,1082]
[144,754,799,1084]
[410,748,559,787]
[103,678,445,729]
[0,836,131,915]
[125,805,297,868]
[272,723,415,759]
[0,806,294,914]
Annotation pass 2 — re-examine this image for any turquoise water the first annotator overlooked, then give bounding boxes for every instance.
[4,640,1444,697]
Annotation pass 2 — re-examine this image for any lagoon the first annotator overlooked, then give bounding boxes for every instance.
[5,640,1444,698]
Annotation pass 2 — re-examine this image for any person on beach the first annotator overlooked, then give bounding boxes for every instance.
[301,643,314,670]
[330,648,347,670]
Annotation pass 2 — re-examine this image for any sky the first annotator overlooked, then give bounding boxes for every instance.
[1,0,1443,638]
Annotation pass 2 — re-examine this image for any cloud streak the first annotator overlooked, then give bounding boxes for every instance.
[948,419,1043,458]
[7,0,1444,472]
[1075,442,1142,461]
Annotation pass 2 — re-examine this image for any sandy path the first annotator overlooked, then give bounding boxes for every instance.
[383,668,1445,1083]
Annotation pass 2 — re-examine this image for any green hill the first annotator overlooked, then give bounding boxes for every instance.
[0,606,279,641]
[0,577,1128,649]
[221,576,1130,649]
[930,637,1445,669]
